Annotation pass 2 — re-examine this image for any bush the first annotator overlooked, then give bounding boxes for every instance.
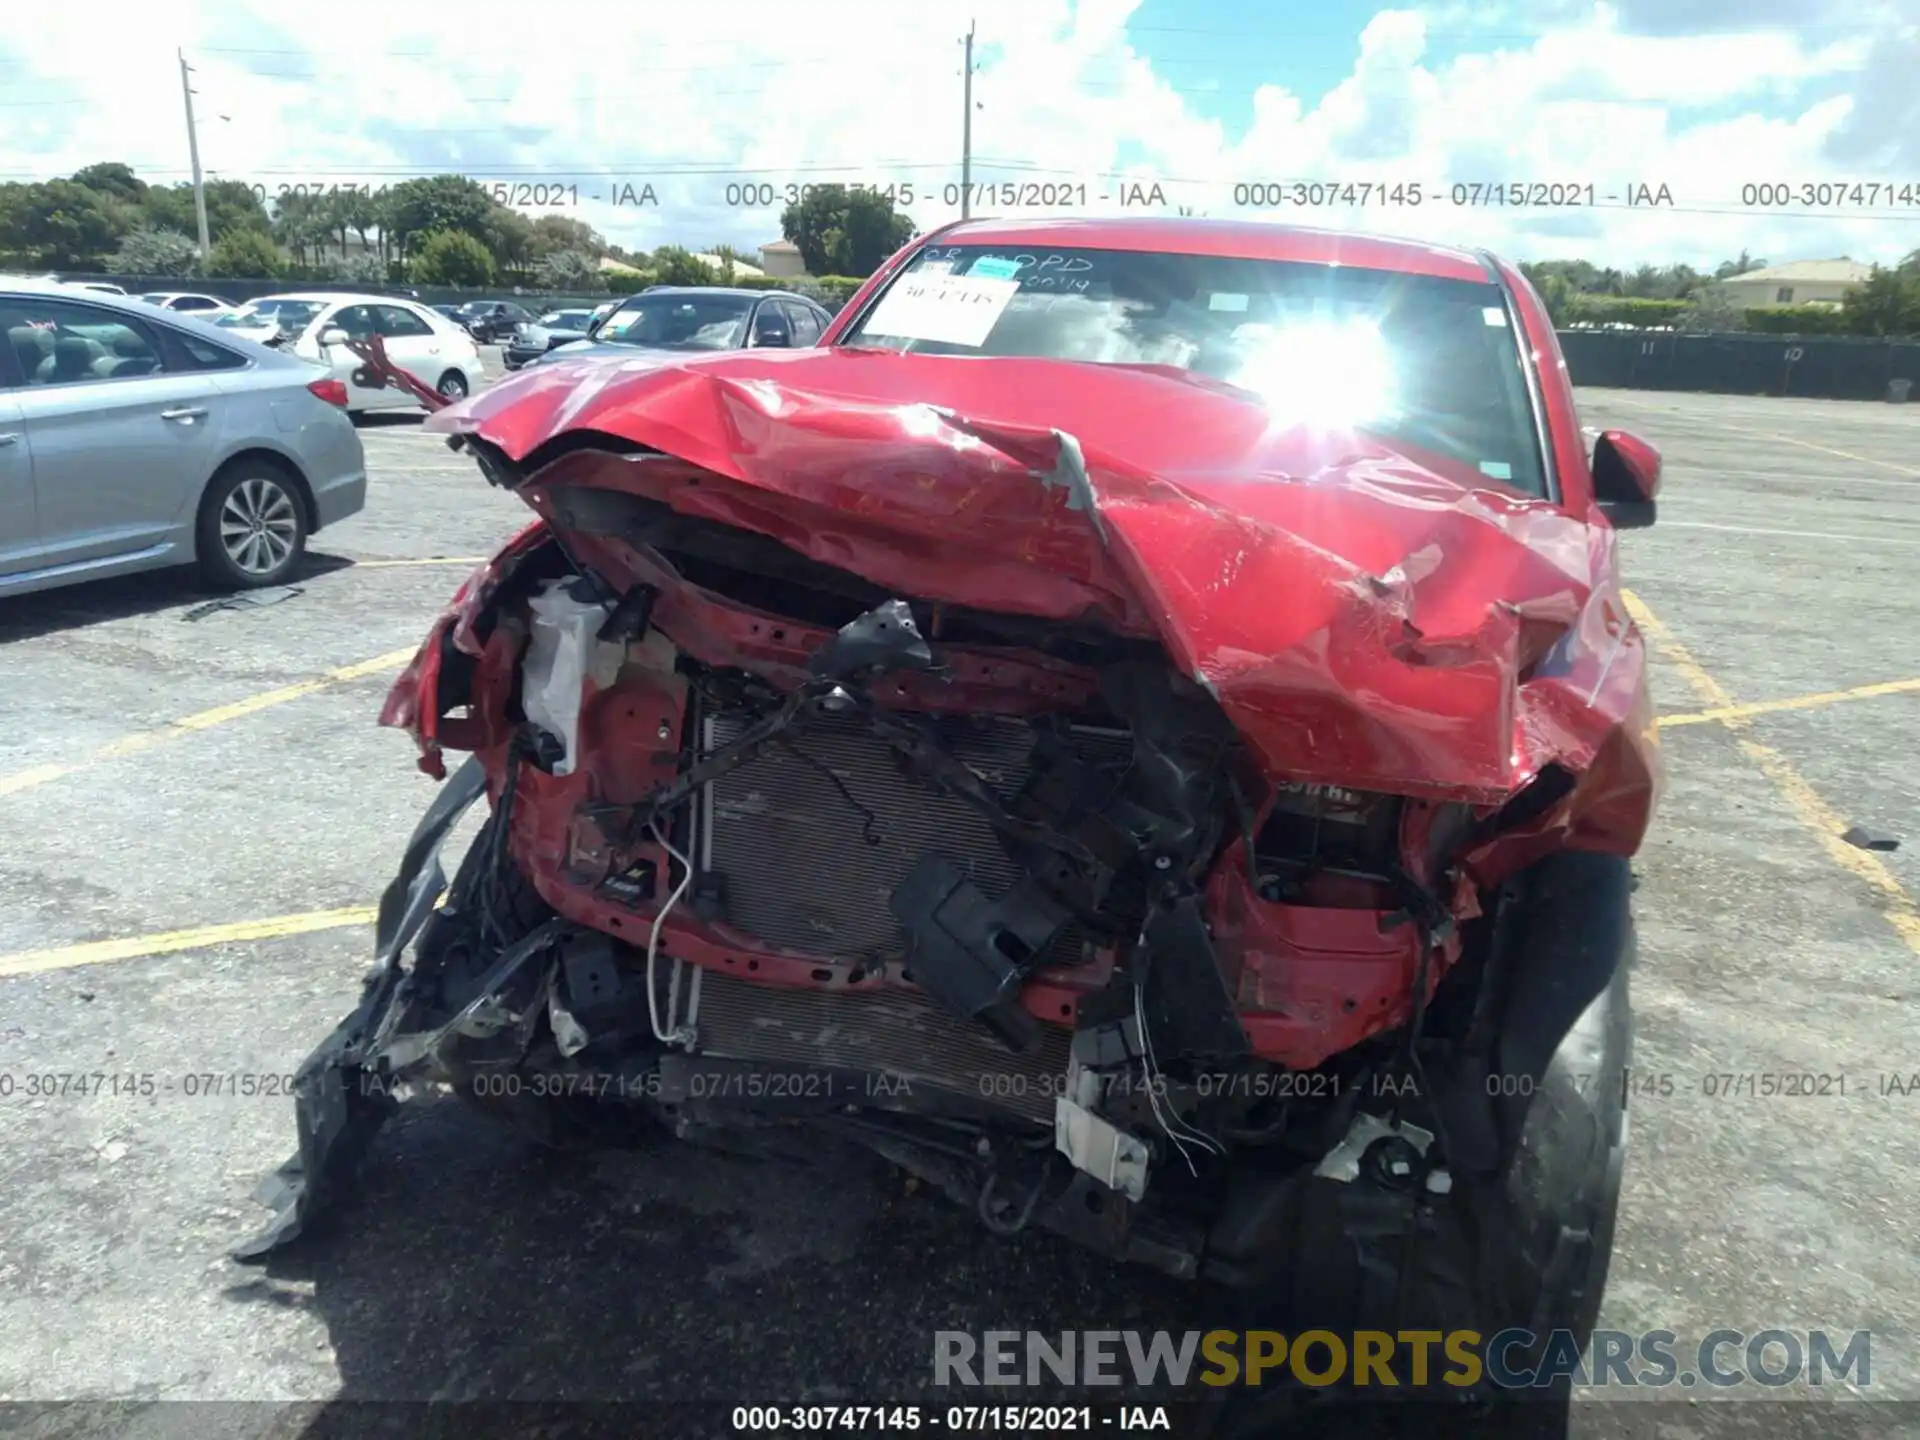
[535,248,601,291]
[795,276,865,309]
[1741,305,1853,336]
[327,251,388,285]
[651,246,716,286]
[411,229,496,286]
[1562,295,1690,328]
[205,229,285,279]
[112,227,201,278]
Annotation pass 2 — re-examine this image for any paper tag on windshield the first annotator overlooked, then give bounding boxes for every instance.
[864,273,1020,347]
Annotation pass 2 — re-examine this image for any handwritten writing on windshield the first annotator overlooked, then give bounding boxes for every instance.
[916,252,1098,293]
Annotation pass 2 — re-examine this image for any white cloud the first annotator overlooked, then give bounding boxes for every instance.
[1,0,1915,268]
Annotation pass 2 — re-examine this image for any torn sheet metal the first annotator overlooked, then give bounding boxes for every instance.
[233,756,488,1260]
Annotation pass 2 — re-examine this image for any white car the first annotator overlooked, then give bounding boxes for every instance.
[139,291,234,317]
[212,292,482,413]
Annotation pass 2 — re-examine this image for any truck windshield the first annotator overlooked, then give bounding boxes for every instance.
[840,243,1548,497]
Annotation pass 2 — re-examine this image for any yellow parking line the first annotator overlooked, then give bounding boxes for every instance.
[1625,589,1920,957]
[1602,395,1920,478]
[1660,676,1920,728]
[0,648,416,798]
[1756,431,1919,479]
[0,906,376,979]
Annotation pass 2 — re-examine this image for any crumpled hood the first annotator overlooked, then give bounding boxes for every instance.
[536,340,700,367]
[429,348,1656,847]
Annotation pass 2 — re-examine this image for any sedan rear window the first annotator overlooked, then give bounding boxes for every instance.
[842,244,1548,497]
[0,297,163,386]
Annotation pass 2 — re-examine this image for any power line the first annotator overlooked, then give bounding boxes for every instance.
[7,158,1915,223]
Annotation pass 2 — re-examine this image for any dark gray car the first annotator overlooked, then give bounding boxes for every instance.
[532,287,831,367]
[0,279,367,598]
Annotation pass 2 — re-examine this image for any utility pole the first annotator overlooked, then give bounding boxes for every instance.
[960,21,975,221]
[178,50,212,259]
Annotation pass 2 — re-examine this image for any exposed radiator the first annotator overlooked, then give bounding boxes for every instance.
[697,710,1128,964]
[691,968,1072,1123]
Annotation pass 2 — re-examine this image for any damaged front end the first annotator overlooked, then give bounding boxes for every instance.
[239,350,1656,1296]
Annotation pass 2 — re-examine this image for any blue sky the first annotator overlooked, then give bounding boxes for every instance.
[2,0,1916,268]
[1122,0,1389,131]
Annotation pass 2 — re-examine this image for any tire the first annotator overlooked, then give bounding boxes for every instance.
[195,460,308,589]
[436,369,470,400]
[1212,858,1634,1434]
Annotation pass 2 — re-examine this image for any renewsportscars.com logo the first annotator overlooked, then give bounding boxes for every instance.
[933,1329,1872,1390]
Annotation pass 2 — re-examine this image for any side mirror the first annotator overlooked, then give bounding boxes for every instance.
[1591,429,1660,529]
[319,327,349,347]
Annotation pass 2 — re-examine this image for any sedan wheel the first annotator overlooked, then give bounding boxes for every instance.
[196,464,308,589]
[437,370,470,399]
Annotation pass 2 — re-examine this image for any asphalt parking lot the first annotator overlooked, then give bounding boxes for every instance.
[1,366,1917,1435]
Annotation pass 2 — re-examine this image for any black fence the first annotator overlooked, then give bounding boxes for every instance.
[1558,330,1918,402]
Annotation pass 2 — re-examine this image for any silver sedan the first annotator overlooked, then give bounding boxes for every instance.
[0,279,367,598]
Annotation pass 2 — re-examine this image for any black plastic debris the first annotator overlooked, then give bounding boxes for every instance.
[181,586,304,622]
[889,855,1070,1053]
[1841,826,1900,853]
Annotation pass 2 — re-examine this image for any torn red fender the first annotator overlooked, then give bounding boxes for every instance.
[419,349,1658,875]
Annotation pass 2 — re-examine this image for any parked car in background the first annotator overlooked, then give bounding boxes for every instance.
[532,287,830,366]
[501,308,598,370]
[216,292,482,413]
[212,297,330,348]
[140,292,234,317]
[63,281,129,296]
[589,299,618,328]
[432,304,464,323]
[454,300,536,344]
[0,277,366,596]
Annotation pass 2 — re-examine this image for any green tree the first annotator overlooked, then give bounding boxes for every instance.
[1713,250,1767,280]
[484,205,536,275]
[381,176,495,261]
[1840,265,1920,337]
[272,190,333,267]
[71,162,146,204]
[0,179,128,268]
[535,248,601,291]
[651,245,715,286]
[530,214,608,259]
[1679,282,1744,333]
[332,189,380,256]
[411,228,497,286]
[139,180,271,246]
[1534,271,1575,326]
[206,228,285,278]
[112,227,201,277]
[779,184,914,277]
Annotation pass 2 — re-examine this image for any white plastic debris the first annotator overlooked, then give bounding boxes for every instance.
[522,578,623,776]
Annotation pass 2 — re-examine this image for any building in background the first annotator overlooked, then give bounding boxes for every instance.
[758,239,806,278]
[1717,259,1873,310]
[695,252,765,279]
